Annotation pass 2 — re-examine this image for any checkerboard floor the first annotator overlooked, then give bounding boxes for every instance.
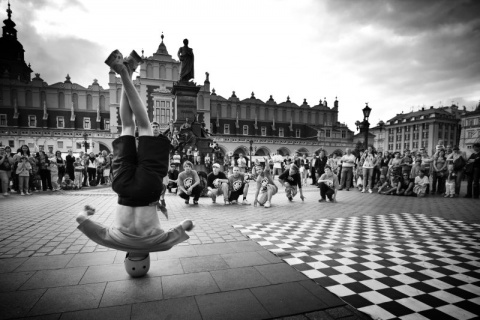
[234,213,480,320]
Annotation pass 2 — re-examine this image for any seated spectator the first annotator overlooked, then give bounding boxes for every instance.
[167,163,179,193]
[317,166,339,203]
[228,166,251,205]
[380,175,400,195]
[413,170,429,197]
[397,173,414,196]
[61,174,74,190]
[207,163,230,204]
[376,175,388,193]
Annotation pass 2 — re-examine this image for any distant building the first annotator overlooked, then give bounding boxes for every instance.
[459,102,480,154]
[0,3,112,154]
[377,105,464,155]
[0,2,355,158]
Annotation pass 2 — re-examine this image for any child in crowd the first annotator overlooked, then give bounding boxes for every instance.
[444,164,456,198]
[73,158,84,189]
[16,156,32,195]
[62,174,74,190]
[49,158,60,191]
[410,159,423,179]
[413,170,429,197]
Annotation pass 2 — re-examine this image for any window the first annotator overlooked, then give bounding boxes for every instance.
[104,119,110,130]
[296,129,301,138]
[405,126,410,132]
[76,142,82,149]
[279,127,284,137]
[396,127,402,133]
[243,125,248,135]
[438,123,443,129]
[261,126,266,136]
[467,131,475,138]
[388,136,394,142]
[422,131,429,139]
[58,141,63,149]
[341,130,346,138]
[388,128,393,134]
[326,130,331,138]
[413,142,418,149]
[421,140,428,148]
[83,118,91,129]
[422,123,429,130]
[404,142,409,149]
[388,144,393,150]
[57,116,64,128]
[405,134,410,140]
[224,124,230,134]
[413,125,418,131]
[9,140,14,148]
[155,101,170,124]
[396,143,401,150]
[0,114,6,126]
[28,115,36,127]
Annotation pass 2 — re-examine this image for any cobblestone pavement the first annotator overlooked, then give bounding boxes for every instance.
[0,181,478,319]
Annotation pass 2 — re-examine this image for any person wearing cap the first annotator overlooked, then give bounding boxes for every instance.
[207,163,230,204]
[278,164,305,202]
[446,146,467,196]
[227,166,251,205]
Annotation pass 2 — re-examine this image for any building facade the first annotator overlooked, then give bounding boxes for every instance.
[0,3,354,158]
[377,106,464,155]
[459,103,480,154]
[0,4,113,154]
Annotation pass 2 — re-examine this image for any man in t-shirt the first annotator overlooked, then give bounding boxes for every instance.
[207,163,230,204]
[228,166,251,205]
[278,164,305,202]
[400,150,413,175]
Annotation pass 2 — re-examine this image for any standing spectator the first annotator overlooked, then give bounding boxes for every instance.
[3,146,14,192]
[381,152,391,177]
[272,153,284,178]
[103,151,112,185]
[73,157,84,189]
[317,166,339,202]
[86,152,98,186]
[315,150,328,183]
[177,161,202,205]
[193,147,199,165]
[82,153,89,187]
[300,154,309,186]
[327,154,339,176]
[447,146,467,196]
[444,164,456,197]
[48,156,60,191]
[204,153,212,174]
[361,147,376,193]
[36,150,52,191]
[54,151,66,187]
[16,156,32,195]
[339,148,355,191]
[65,150,75,182]
[12,145,31,192]
[400,150,413,176]
[172,151,181,169]
[465,142,480,199]
[237,153,247,173]
[0,146,13,196]
[310,154,317,185]
[96,152,106,185]
[432,149,447,194]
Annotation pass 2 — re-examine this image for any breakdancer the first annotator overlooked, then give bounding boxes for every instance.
[76,49,193,277]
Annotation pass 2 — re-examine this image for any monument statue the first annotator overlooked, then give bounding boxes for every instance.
[177,39,194,83]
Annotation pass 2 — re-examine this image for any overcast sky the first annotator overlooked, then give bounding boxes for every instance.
[5,0,480,130]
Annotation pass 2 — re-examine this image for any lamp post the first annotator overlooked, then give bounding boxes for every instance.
[362,103,371,150]
[82,132,89,153]
[249,139,254,171]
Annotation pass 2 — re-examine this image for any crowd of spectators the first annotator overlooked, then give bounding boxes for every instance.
[0,145,113,195]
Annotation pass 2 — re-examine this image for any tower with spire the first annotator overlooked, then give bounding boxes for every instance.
[0,1,32,82]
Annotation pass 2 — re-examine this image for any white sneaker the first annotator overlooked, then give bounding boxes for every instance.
[26,192,32,195]
[242,199,251,205]
[368,189,373,194]
[21,192,25,196]
[264,201,271,208]
[361,189,366,193]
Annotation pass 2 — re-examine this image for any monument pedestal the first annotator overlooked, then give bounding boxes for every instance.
[172,82,201,126]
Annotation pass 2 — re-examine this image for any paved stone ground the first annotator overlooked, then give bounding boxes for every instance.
[0,181,478,319]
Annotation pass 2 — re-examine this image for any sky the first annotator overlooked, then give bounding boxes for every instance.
[4,0,480,131]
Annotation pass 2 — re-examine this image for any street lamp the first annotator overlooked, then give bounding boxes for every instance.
[82,132,89,153]
[249,139,254,171]
[356,103,372,150]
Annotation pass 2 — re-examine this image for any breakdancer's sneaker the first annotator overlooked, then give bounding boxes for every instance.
[105,49,125,74]
[124,50,143,75]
